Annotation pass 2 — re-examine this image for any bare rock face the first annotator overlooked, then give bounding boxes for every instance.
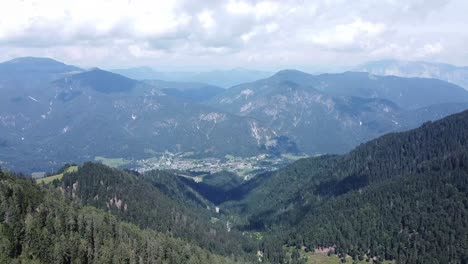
[0,59,295,172]
[209,70,468,155]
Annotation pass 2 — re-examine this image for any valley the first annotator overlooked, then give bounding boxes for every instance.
[95,152,308,179]
[2,56,468,264]
[3,109,465,263]
[2,1,468,262]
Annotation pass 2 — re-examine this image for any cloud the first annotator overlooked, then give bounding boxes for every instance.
[198,10,216,30]
[310,19,387,51]
[419,42,444,57]
[0,0,466,68]
[225,0,279,18]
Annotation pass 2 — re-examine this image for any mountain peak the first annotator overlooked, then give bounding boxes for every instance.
[4,56,71,67]
[0,56,81,73]
[55,68,140,93]
[273,69,309,76]
[268,69,315,84]
[6,56,60,64]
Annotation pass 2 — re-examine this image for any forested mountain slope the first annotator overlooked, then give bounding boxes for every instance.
[0,169,244,264]
[60,162,256,258]
[224,110,468,263]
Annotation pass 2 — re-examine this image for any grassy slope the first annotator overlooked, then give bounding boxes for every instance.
[36,165,78,184]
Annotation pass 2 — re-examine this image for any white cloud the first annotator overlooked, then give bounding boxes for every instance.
[420,42,444,56]
[310,18,387,51]
[265,23,279,34]
[225,0,278,18]
[198,10,216,30]
[0,0,466,68]
[226,0,252,14]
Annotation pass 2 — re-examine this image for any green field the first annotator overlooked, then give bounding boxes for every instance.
[94,156,131,167]
[36,166,79,184]
[284,246,394,264]
[305,252,394,264]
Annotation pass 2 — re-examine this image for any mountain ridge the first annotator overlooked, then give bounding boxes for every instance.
[209,70,468,154]
[222,109,468,262]
[0,64,296,172]
[356,59,468,90]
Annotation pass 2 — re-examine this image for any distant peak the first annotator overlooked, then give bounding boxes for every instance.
[55,67,138,93]
[1,56,81,72]
[272,69,311,78]
[6,56,62,64]
[79,68,133,80]
[87,67,103,72]
[275,69,305,74]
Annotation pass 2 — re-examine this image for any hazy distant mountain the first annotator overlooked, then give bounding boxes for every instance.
[56,68,140,93]
[0,57,81,75]
[398,102,468,129]
[186,68,273,88]
[209,70,468,154]
[0,57,82,90]
[0,59,295,171]
[265,70,468,109]
[143,80,225,102]
[112,67,272,87]
[111,66,172,80]
[110,66,189,81]
[3,57,468,171]
[356,60,468,90]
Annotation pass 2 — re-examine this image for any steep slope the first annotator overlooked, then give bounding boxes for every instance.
[295,159,468,263]
[60,162,256,257]
[209,70,468,154]
[225,109,468,262]
[0,64,294,172]
[0,169,244,264]
[357,60,468,90]
[179,170,244,204]
[55,68,140,93]
[397,102,468,129]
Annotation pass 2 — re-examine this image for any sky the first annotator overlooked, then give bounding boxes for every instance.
[0,0,467,71]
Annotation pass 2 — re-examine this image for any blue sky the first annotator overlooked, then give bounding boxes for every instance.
[0,0,467,70]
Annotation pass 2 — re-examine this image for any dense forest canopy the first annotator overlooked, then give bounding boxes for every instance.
[0,170,246,264]
[223,110,468,263]
[1,109,468,264]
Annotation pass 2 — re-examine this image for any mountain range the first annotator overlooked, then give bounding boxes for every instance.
[356,60,468,90]
[1,57,468,173]
[143,79,225,102]
[0,57,293,172]
[209,69,468,154]
[112,66,272,88]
